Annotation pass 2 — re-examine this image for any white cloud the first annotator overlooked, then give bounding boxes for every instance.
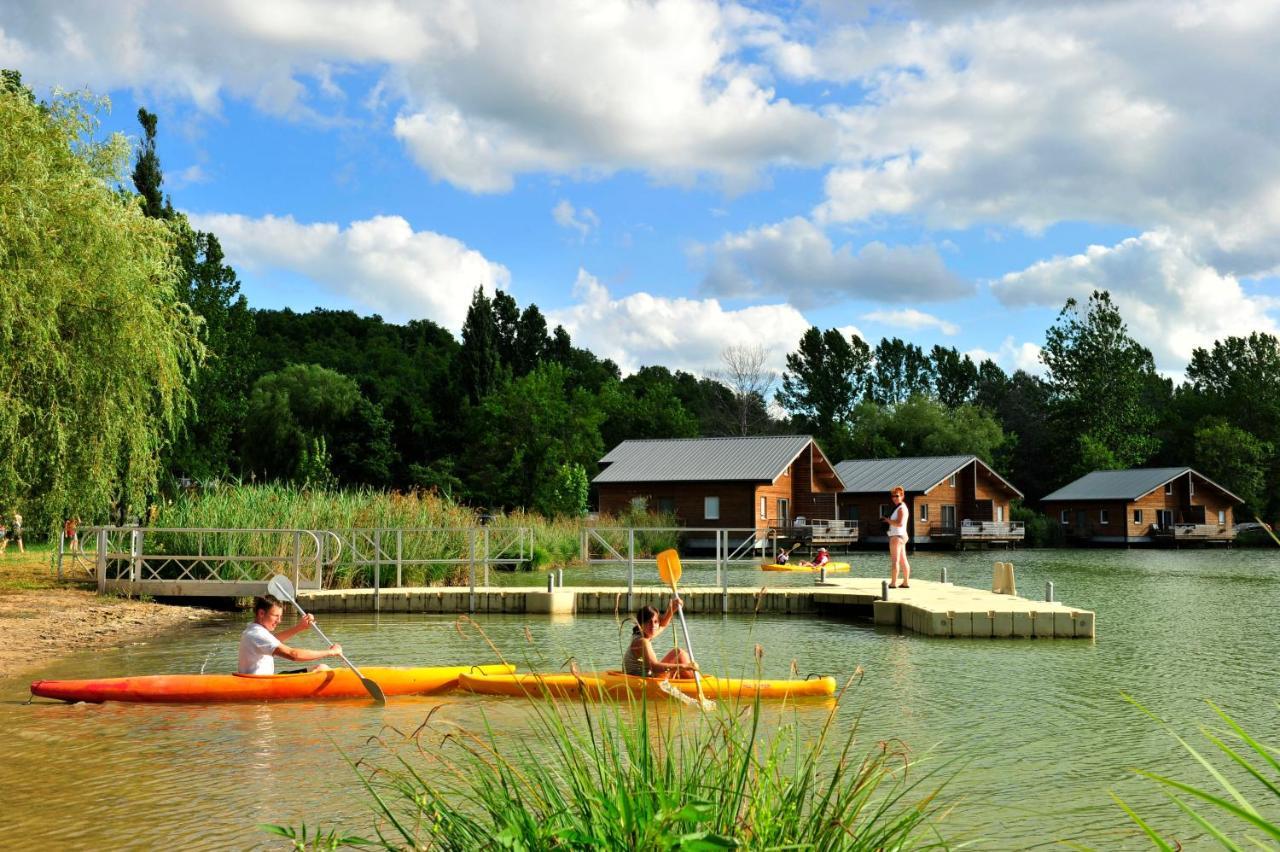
[552,200,599,241]
[799,1,1280,278]
[0,2,836,191]
[965,338,1044,375]
[992,230,1280,371]
[862,308,958,335]
[186,211,510,331]
[546,269,813,376]
[697,216,971,306]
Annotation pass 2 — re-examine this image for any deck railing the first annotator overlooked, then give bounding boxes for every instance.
[960,520,1026,539]
[1151,523,1235,539]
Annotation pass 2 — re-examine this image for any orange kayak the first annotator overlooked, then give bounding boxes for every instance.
[458,670,836,700]
[30,664,514,704]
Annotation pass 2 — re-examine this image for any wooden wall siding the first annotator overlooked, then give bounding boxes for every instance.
[792,447,841,521]
[757,468,794,528]
[598,482,762,527]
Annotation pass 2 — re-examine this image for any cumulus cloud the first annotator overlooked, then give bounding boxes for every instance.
[697,217,972,306]
[546,269,813,375]
[798,1,1280,278]
[992,230,1280,370]
[552,200,599,241]
[965,338,1044,375]
[186,212,510,330]
[0,1,837,190]
[861,308,958,335]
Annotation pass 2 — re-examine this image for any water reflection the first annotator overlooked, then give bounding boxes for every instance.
[2,548,1277,848]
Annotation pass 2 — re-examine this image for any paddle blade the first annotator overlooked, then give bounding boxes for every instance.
[656,549,682,587]
[360,676,388,705]
[267,574,295,601]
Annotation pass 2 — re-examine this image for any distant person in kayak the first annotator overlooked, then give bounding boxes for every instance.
[624,598,699,678]
[238,594,343,675]
[775,547,791,565]
[884,486,911,588]
[796,546,830,567]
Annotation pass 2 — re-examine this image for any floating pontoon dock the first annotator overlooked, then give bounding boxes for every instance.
[297,577,1095,640]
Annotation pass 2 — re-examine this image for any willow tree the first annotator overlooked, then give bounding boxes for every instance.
[0,78,203,532]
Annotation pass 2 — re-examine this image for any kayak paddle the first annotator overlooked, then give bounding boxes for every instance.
[655,549,711,709]
[267,574,386,705]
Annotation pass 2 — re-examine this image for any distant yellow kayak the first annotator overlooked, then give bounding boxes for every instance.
[458,670,837,700]
[761,561,850,573]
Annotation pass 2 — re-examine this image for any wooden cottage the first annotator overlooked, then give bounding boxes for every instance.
[594,435,846,535]
[1041,467,1242,545]
[834,455,1025,547]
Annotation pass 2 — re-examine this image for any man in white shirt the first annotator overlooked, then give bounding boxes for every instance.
[238,595,342,675]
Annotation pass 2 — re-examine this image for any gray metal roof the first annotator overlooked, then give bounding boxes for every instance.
[1041,467,1243,503]
[834,455,1023,498]
[594,435,825,484]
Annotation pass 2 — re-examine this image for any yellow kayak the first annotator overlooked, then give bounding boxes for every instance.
[458,670,836,700]
[762,561,850,573]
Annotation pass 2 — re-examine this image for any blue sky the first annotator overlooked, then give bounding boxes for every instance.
[4,0,1278,379]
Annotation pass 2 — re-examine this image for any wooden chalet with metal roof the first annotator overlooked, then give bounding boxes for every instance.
[834,455,1025,548]
[1041,467,1242,545]
[594,436,849,541]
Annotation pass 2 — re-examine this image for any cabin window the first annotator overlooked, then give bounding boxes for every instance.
[704,496,720,520]
[941,505,957,528]
[1099,509,1110,525]
[657,497,676,515]
[879,504,891,520]
[996,505,1004,522]
[948,473,957,487]
[1133,509,1143,524]
[759,496,767,519]
[1165,482,1173,495]
[919,504,929,522]
[1218,509,1226,525]
[1190,479,1195,497]
[1060,510,1069,525]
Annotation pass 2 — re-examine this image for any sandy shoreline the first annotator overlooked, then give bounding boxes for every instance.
[0,587,221,681]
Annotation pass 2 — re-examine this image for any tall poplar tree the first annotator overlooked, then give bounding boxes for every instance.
[1041,291,1160,477]
[776,328,873,439]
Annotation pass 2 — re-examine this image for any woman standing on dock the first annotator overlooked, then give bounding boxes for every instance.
[885,486,911,588]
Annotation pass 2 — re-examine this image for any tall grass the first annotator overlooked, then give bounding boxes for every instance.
[268,682,951,849]
[149,482,679,587]
[1113,696,1280,849]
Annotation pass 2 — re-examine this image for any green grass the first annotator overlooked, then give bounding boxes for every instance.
[0,543,89,592]
[267,669,952,849]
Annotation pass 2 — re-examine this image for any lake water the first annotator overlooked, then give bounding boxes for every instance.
[2,548,1276,849]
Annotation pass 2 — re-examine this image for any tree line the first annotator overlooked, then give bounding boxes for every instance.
[3,73,1277,535]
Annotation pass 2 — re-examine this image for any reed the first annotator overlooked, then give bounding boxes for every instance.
[267,675,951,849]
[1113,696,1279,849]
[150,482,677,587]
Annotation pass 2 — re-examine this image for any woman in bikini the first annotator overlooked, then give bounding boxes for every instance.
[885,486,911,588]
[623,598,699,678]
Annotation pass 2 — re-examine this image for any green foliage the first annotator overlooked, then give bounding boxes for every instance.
[871,337,932,405]
[286,678,951,849]
[1114,697,1280,849]
[533,461,589,518]
[777,327,873,439]
[242,364,396,486]
[459,287,502,404]
[835,395,1006,463]
[1192,419,1271,511]
[1010,502,1061,547]
[131,108,172,220]
[465,362,606,510]
[1042,291,1161,477]
[0,83,203,532]
[603,367,700,449]
[930,345,979,408]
